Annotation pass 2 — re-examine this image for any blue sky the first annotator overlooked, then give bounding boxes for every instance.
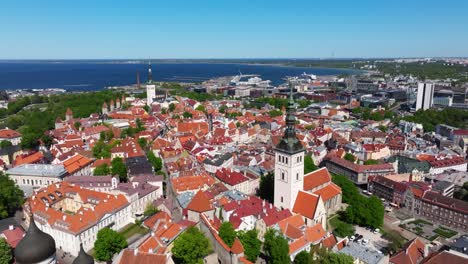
[1,0,467,59]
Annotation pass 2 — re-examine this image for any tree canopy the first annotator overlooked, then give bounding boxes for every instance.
[343,153,356,162]
[0,174,24,219]
[237,229,261,262]
[263,229,290,264]
[400,108,468,132]
[93,164,110,176]
[111,157,127,182]
[218,222,236,247]
[0,238,12,264]
[172,226,211,264]
[304,155,318,174]
[257,172,274,203]
[294,250,312,264]
[94,227,127,262]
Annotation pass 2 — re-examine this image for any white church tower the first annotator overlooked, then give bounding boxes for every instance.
[274,84,305,210]
[146,60,156,106]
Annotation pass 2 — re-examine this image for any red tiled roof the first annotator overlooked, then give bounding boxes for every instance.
[313,183,341,202]
[14,152,44,166]
[1,226,24,248]
[63,154,93,174]
[303,167,331,191]
[231,238,244,254]
[292,191,320,219]
[186,190,213,213]
[215,168,249,186]
[0,129,21,139]
[389,238,425,264]
[118,249,169,264]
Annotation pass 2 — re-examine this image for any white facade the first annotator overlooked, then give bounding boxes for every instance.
[146,84,156,106]
[429,162,467,175]
[274,150,305,210]
[415,83,434,111]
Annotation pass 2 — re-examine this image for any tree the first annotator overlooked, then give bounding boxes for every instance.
[20,133,39,150]
[172,226,211,264]
[319,252,353,264]
[168,103,175,112]
[135,118,145,132]
[304,155,318,174]
[364,159,379,165]
[0,238,12,264]
[143,105,150,113]
[263,229,289,264]
[0,174,24,219]
[147,151,163,172]
[219,222,236,247]
[195,105,206,113]
[237,230,261,262]
[94,227,127,262]
[74,121,81,130]
[111,157,127,182]
[0,140,12,149]
[330,217,355,238]
[257,172,274,203]
[219,105,227,113]
[343,153,355,162]
[143,203,159,217]
[93,164,111,176]
[161,108,167,114]
[182,111,193,119]
[293,251,312,264]
[138,137,147,149]
[268,109,283,118]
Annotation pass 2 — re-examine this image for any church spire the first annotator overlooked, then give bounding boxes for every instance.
[274,82,304,154]
[148,60,153,84]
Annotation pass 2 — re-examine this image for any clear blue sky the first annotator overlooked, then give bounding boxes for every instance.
[1,0,467,59]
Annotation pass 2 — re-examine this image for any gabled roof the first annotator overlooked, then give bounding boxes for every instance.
[303,167,331,191]
[292,191,320,219]
[313,183,341,202]
[186,190,213,213]
[389,238,425,264]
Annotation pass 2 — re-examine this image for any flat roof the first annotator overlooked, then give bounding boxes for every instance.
[7,164,68,178]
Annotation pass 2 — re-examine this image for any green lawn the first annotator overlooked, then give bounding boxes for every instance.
[119,223,149,239]
[433,226,458,238]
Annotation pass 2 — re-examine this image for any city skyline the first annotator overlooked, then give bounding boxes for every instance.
[1,0,468,59]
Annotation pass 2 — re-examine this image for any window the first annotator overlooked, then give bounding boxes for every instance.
[296,173,299,180]
[281,196,283,203]
[278,155,281,162]
[281,172,285,181]
[285,157,288,164]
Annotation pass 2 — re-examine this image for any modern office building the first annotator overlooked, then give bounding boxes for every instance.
[415,82,434,111]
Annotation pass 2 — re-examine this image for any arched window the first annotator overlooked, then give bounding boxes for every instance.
[296,173,299,180]
[281,172,285,181]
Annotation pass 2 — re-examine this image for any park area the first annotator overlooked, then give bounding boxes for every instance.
[399,219,458,241]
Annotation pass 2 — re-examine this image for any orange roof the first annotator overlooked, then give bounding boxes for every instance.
[63,154,93,174]
[14,152,44,166]
[231,238,244,254]
[288,223,326,254]
[389,238,426,264]
[313,183,341,202]
[303,167,332,191]
[118,249,169,264]
[186,190,213,213]
[28,182,128,234]
[292,191,320,219]
[321,235,337,249]
[277,214,305,234]
[171,174,215,193]
[0,129,21,139]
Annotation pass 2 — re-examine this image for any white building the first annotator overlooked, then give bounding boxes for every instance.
[7,164,68,192]
[25,182,132,257]
[274,98,306,211]
[146,61,156,106]
[415,82,434,111]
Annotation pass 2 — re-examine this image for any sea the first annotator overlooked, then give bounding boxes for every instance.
[0,60,360,91]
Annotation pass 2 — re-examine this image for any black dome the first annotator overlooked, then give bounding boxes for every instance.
[14,217,56,264]
[73,244,94,264]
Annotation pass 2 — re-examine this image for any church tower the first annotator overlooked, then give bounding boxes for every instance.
[146,60,156,106]
[274,84,305,210]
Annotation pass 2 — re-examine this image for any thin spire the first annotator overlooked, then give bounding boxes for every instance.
[148,59,153,83]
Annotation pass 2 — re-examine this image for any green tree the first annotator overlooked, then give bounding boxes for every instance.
[237,230,261,262]
[195,105,206,113]
[143,105,150,113]
[293,251,312,264]
[304,155,318,174]
[319,252,353,264]
[219,105,227,113]
[172,226,211,264]
[268,109,283,118]
[135,118,145,132]
[182,112,193,119]
[0,141,12,149]
[343,153,355,162]
[0,174,24,219]
[74,121,81,130]
[138,137,147,149]
[0,238,12,264]
[263,229,289,264]
[143,203,159,217]
[169,103,175,112]
[257,172,274,203]
[93,164,111,176]
[161,108,167,114]
[330,217,355,238]
[366,196,385,228]
[111,157,127,182]
[364,159,379,165]
[20,133,40,150]
[219,222,236,247]
[94,227,127,262]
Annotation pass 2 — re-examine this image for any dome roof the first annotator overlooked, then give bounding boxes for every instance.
[14,217,56,264]
[73,244,94,264]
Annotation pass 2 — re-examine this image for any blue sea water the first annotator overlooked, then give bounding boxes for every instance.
[0,61,360,91]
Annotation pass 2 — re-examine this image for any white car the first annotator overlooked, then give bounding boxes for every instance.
[350,235,355,241]
[362,239,369,245]
[373,228,380,234]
